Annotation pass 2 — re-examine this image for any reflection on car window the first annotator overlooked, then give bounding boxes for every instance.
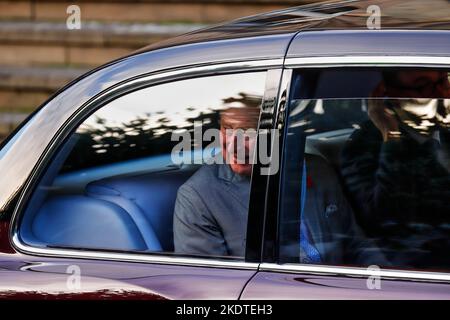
[280,68,450,272]
[20,72,266,260]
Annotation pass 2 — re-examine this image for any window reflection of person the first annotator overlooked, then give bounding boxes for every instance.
[174,106,387,266]
[341,70,450,269]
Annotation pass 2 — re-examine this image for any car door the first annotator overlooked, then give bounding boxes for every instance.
[241,58,450,299]
[0,66,283,299]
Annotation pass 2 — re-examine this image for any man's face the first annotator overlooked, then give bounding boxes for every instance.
[220,107,259,177]
[383,70,450,134]
[385,70,449,98]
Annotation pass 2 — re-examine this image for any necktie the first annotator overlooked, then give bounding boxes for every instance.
[300,161,322,264]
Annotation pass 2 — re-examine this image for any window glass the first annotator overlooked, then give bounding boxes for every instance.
[280,68,450,271]
[20,72,266,260]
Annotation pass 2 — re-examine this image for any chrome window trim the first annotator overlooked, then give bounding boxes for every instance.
[75,59,283,125]
[260,263,450,282]
[9,59,282,270]
[11,233,258,270]
[285,55,450,68]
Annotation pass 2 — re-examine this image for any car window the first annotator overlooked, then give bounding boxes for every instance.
[279,67,450,272]
[19,72,266,261]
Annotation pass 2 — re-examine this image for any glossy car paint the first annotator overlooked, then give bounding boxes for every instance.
[1,0,450,299]
[0,221,13,254]
[0,253,256,299]
[241,272,450,300]
[287,30,450,58]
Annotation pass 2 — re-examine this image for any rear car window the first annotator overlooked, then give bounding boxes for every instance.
[279,67,450,272]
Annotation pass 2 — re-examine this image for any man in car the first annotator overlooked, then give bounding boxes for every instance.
[341,69,450,268]
[173,104,387,265]
[173,106,258,258]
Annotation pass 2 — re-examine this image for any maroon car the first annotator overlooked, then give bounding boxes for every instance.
[1,1,450,299]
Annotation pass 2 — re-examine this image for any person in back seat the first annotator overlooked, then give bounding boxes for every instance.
[173,105,258,258]
[341,70,450,268]
[173,105,387,265]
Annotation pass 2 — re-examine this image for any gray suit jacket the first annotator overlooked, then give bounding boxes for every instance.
[173,155,387,265]
[173,163,249,257]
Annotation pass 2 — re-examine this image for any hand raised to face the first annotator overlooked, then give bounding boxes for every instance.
[368,83,401,142]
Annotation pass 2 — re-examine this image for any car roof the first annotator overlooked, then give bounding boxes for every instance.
[138,0,450,54]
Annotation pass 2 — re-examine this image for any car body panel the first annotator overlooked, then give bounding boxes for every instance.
[138,0,450,54]
[0,252,256,299]
[0,269,165,300]
[241,272,450,300]
[0,221,13,254]
[287,30,450,58]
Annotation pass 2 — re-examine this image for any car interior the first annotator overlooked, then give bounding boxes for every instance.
[20,127,368,256]
[20,131,204,253]
[20,125,355,255]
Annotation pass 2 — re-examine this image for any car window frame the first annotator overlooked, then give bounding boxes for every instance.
[9,60,284,270]
[263,55,450,283]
